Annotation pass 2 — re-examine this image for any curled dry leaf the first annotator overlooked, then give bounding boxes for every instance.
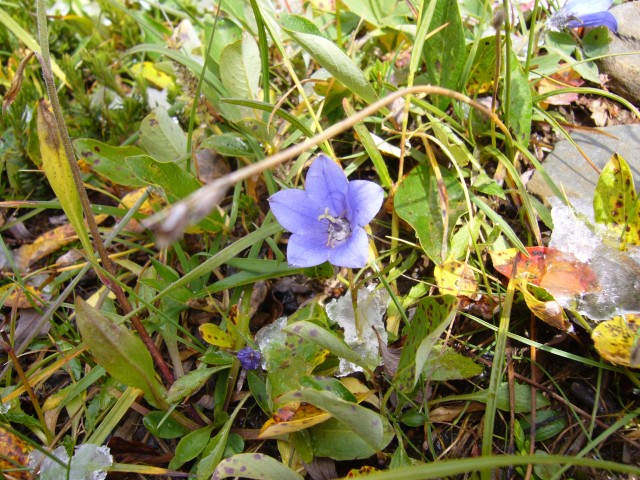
[2,51,34,115]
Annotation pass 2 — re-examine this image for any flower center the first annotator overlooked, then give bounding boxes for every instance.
[318,208,351,247]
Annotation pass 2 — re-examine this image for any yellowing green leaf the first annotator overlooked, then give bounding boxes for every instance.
[75,298,167,407]
[592,314,640,368]
[37,99,96,264]
[594,153,640,248]
[394,295,459,393]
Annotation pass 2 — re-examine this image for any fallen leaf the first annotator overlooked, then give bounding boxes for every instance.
[0,425,32,480]
[536,65,584,107]
[592,313,640,368]
[131,61,173,89]
[490,247,600,298]
[0,284,45,308]
[434,259,478,297]
[13,215,107,271]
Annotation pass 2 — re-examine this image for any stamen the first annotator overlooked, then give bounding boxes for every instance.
[318,207,351,247]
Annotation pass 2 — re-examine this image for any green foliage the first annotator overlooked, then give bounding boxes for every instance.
[2,0,639,478]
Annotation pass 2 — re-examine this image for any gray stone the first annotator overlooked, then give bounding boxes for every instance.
[527,124,640,203]
[597,2,640,105]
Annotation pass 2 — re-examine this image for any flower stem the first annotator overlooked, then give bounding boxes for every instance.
[347,269,363,339]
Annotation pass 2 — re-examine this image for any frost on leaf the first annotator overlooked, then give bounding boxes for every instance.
[325,285,390,376]
[29,444,112,480]
[548,198,640,320]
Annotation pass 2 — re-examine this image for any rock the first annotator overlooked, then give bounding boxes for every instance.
[527,124,640,204]
[598,2,640,105]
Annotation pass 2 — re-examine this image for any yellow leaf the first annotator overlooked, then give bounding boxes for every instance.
[259,403,331,438]
[199,323,234,348]
[592,314,640,368]
[0,284,44,308]
[120,189,163,214]
[131,62,173,89]
[434,259,477,297]
[13,215,107,271]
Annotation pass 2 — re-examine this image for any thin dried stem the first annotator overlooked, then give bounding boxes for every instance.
[146,85,513,244]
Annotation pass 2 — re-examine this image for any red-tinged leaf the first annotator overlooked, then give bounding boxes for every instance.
[490,247,600,297]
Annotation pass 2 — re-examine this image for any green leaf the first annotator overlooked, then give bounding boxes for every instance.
[74,139,147,187]
[436,382,550,413]
[283,320,372,372]
[0,7,67,85]
[200,133,257,157]
[206,17,243,66]
[466,36,497,95]
[422,0,465,109]
[125,154,225,233]
[264,322,327,406]
[519,410,566,442]
[220,33,261,111]
[139,107,187,162]
[165,367,229,405]
[281,15,377,103]
[505,52,532,145]
[143,411,190,439]
[394,295,459,392]
[593,153,640,248]
[341,0,411,28]
[169,424,215,470]
[197,398,248,480]
[75,298,166,406]
[394,164,466,264]
[278,389,386,450]
[343,99,392,188]
[211,453,304,480]
[582,26,611,58]
[423,345,484,382]
[309,418,392,460]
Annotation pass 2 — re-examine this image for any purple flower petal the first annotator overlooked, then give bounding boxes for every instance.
[328,227,369,268]
[269,189,325,235]
[566,11,617,32]
[305,155,349,216]
[564,0,612,17]
[346,180,384,227]
[287,232,331,267]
